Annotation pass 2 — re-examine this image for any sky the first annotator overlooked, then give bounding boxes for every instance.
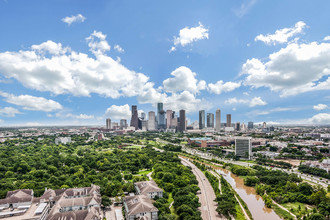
[0,0,330,127]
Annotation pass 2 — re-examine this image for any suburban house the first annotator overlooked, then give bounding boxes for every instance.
[123,195,158,220]
[134,181,163,199]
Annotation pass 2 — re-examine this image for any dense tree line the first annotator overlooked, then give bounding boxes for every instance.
[298,165,330,180]
[256,158,292,169]
[153,158,202,220]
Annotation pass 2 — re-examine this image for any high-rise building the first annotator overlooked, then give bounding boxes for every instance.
[147,111,156,131]
[130,105,139,130]
[166,110,173,129]
[236,122,240,131]
[248,121,254,130]
[178,110,186,132]
[141,112,146,120]
[215,109,221,132]
[207,113,214,128]
[120,119,127,130]
[226,114,231,127]
[199,110,205,129]
[170,111,177,129]
[235,137,251,159]
[263,122,267,128]
[106,118,111,130]
[157,103,166,130]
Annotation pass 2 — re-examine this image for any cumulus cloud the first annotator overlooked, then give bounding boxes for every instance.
[0,106,21,117]
[170,22,209,52]
[323,36,330,41]
[0,31,153,99]
[308,113,330,124]
[105,104,131,120]
[249,107,299,116]
[86,31,111,55]
[225,97,267,107]
[208,80,241,94]
[61,14,86,26]
[114,44,124,53]
[241,41,330,97]
[163,66,206,93]
[313,104,327,111]
[255,21,306,45]
[0,91,62,112]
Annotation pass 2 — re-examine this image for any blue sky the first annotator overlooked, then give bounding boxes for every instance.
[0,0,330,126]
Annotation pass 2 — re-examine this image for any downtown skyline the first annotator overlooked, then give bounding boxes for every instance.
[0,0,330,127]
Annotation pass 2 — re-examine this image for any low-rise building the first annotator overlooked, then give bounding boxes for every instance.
[124,195,158,220]
[134,181,163,199]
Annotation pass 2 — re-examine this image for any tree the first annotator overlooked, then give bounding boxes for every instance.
[101,195,112,207]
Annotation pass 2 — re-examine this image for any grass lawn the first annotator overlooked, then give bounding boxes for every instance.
[272,203,294,220]
[180,141,188,145]
[281,202,312,217]
[136,169,152,175]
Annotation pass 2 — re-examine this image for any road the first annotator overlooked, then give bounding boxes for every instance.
[180,156,222,220]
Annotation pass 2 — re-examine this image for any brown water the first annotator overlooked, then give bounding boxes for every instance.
[215,167,281,220]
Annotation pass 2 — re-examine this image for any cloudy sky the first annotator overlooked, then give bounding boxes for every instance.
[0,0,330,126]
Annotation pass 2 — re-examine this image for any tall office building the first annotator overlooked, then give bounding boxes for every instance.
[207,113,214,128]
[141,112,146,120]
[236,122,240,131]
[235,137,251,159]
[178,110,186,132]
[157,103,166,130]
[106,118,111,129]
[226,114,231,127]
[199,110,205,129]
[120,119,127,130]
[166,110,173,129]
[263,122,267,128]
[215,109,221,132]
[170,111,177,129]
[248,121,254,130]
[130,105,139,130]
[147,111,156,131]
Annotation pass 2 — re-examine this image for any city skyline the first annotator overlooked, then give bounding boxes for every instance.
[0,0,330,127]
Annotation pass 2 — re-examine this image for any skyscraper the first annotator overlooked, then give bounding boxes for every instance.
[226,114,231,127]
[130,105,139,130]
[236,122,240,131]
[199,110,205,129]
[216,109,221,132]
[147,111,156,131]
[166,110,173,129]
[170,111,177,129]
[235,137,251,159]
[248,121,254,130]
[120,119,127,130]
[178,110,186,132]
[207,113,214,128]
[141,112,146,120]
[157,102,166,130]
[106,118,111,129]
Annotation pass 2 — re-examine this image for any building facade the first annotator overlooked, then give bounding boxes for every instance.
[199,110,205,129]
[215,109,221,132]
[207,113,214,128]
[178,110,186,132]
[106,118,111,130]
[235,137,252,159]
[130,105,139,130]
[147,111,156,131]
[226,114,231,127]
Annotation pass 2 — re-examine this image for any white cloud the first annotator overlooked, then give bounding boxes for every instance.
[255,21,306,45]
[308,113,330,124]
[208,80,241,94]
[250,107,298,116]
[61,14,86,26]
[313,104,327,111]
[242,41,330,97]
[0,31,153,99]
[163,66,205,93]
[0,119,3,124]
[69,113,94,119]
[323,36,330,41]
[233,0,257,17]
[114,44,124,53]
[0,91,62,112]
[86,31,111,55]
[105,104,131,120]
[225,96,266,107]
[0,106,21,117]
[170,22,209,51]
